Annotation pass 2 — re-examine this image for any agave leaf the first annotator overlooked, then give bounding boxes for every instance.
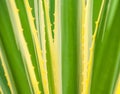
[61,0,82,93]
[41,0,61,94]
[0,0,120,94]
[23,0,50,93]
[0,40,17,94]
[0,54,11,94]
[90,0,120,94]
[14,0,44,93]
[0,0,33,93]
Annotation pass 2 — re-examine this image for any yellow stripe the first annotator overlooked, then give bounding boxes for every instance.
[0,87,3,94]
[114,75,120,94]
[54,0,62,93]
[82,0,93,93]
[80,0,87,93]
[38,0,47,67]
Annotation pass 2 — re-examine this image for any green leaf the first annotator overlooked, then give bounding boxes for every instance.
[0,0,32,93]
[90,0,120,94]
[61,0,81,93]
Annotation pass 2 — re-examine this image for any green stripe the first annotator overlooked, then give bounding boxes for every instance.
[61,0,80,93]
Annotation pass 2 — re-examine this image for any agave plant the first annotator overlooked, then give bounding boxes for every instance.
[0,0,120,94]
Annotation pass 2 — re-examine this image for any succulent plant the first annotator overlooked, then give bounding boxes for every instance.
[0,0,120,94]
